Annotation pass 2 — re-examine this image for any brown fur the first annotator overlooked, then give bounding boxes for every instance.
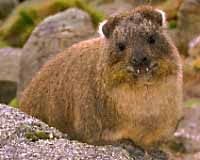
[20,6,183,149]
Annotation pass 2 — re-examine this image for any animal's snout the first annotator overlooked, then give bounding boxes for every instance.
[127,54,158,75]
[131,56,151,67]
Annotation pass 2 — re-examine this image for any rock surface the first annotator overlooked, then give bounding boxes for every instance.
[0,48,21,83]
[0,48,21,104]
[183,58,200,99]
[189,35,200,58]
[174,107,200,153]
[1,104,200,160]
[18,8,95,97]
[0,0,18,19]
[88,0,165,17]
[177,0,200,55]
[0,81,17,104]
[0,104,131,160]
[169,106,200,160]
[184,71,200,99]
[127,0,165,6]
[89,0,133,16]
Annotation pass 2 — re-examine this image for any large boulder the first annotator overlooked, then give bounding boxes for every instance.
[0,0,18,19]
[176,0,200,55]
[18,8,95,97]
[88,0,133,16]
[0,48,21,104]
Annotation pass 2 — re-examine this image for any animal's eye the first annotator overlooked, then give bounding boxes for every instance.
[117,42,126,52]
[147,35,156,44]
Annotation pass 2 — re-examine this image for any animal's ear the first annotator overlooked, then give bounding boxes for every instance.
[155,9,167,27]
[98,17,119,38]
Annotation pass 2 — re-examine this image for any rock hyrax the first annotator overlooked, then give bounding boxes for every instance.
[20,6,183,149]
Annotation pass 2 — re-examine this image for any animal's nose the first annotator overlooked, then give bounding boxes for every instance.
[131,55,151,66]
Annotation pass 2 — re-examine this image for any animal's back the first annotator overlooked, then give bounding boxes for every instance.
[20,38,102,135]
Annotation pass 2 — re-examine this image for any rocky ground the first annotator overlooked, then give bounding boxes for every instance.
[0,104,130,160]
[1,104,200,160]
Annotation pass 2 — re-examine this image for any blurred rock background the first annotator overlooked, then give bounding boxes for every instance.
[0,0,200,159]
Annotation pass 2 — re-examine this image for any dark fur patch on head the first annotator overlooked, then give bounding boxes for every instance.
[134,6,163,26]
[100,6,165,38]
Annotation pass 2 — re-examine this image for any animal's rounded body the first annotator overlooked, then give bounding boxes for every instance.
[20,6,183,149]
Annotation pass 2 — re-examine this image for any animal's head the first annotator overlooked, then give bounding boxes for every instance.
[99,6,180,87]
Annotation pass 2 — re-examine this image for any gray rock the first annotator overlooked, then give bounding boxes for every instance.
[177,0,200,55]
[89,0,133,16]
[126,0,165,6]
[184,69,200,100]
[173,107,200,153]
[0,48,21,104]
[4,104,197,159]
[87,0,164,17]
[181,152,200,160]
[18,8,95,97]
[0,104,131,160]
[188,35,200,58]
[183,36,200,100]
[0,0,18,19]
[0,81,17,104]
[0,48,21,83]
[167,106,200,160]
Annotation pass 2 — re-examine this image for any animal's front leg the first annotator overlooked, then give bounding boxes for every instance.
[115,139,168,160]
[113,139,145,160]
[146,149,168,160]
[101,128,144,159]
[114,140,168,160]
[102,128,168,159]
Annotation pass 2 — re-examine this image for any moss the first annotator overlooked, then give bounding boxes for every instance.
[185,98,200,108]
[9,98,19,108]
[75,0,104,27]
[153,59,176,81]
[112,70,128,80]
[168,20,177,29]
[105,69,131,88]
[192,58,200,71]
[25,130,55,142]
[167,140,186,153]
[85,0,113,5]
[0,39,9,48]
[0,0,104,47]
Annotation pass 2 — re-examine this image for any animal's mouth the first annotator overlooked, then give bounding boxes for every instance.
[105,59,174,88]
[126,62,158,76]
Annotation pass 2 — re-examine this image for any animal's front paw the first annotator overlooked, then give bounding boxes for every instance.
[114,139,145,160]
[147,149,168,160]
